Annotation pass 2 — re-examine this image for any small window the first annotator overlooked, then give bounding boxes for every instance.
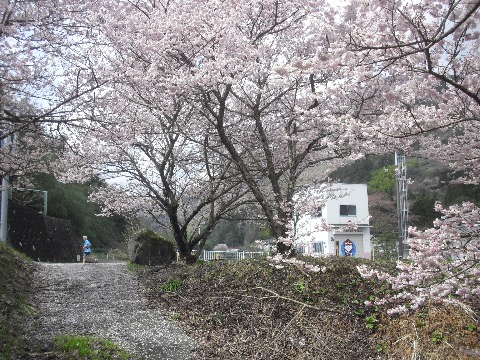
[296,246,307,254]
[313,242,324,253]
[340,205,357,216]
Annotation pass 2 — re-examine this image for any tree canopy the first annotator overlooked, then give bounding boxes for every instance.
[1,0,479,309]
[13,174,127,250]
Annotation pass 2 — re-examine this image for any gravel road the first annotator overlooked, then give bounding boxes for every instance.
[28,262,195,359]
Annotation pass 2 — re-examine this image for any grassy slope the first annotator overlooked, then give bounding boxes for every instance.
[140,257,479,359]
[0,243,35,359]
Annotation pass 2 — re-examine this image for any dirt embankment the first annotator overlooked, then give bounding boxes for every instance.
[138,258,480,360]
[140,259,379,359]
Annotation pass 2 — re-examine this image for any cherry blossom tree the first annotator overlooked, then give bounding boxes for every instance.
[358,202,480,314]
[328,0,480,183]
[35,0,478,282]
[57,87,253,262]
[1,0,105,176]
[326,0,480,310]
[72,0,390,255]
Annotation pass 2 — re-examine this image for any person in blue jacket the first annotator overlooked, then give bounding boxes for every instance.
[83,236,92,264]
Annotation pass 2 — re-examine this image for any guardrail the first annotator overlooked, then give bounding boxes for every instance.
[200,250,270,261]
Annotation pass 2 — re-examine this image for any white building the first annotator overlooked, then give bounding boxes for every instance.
[295,184,372,259]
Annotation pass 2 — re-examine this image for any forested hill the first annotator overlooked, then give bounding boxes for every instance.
[11,173,127,251]
[330,154,480,209]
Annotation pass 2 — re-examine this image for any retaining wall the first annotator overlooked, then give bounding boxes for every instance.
[8,201,81,262]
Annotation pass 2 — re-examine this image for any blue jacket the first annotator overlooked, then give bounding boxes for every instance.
[83,239,91,254]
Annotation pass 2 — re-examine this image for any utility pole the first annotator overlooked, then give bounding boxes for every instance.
[395,153,409,260]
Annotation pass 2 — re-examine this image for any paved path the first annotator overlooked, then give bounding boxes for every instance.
[29,262,194,359]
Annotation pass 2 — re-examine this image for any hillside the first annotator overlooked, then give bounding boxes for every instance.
[0,244,35,358]
[331,155,480,208]
[138,257,480,359]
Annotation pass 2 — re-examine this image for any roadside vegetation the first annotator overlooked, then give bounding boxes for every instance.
[139,257,479,359]
[0,243,35,359]
[1,242,478,359]
[54,335,134,360]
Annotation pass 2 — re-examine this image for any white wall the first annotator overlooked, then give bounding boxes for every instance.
[325,184,370,226]
[295,184,371,259]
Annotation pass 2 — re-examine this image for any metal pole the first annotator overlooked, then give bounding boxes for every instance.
[395,153,409,260]
[0,175,9,244]
[43,191,48,216]
[0,130,16,242]
[395,153,403,260]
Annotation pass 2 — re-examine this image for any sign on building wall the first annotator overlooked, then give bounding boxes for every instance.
[341,239,357,257]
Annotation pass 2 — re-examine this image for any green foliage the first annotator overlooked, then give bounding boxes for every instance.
[261,225,272,240]
[25,173,127,250]
[354,308,366,316]
[313,287,328,296]
[365,315,377,330]
[466,323,476,332]
[368,165,397,194]
[136,230,175,252]
[406,159,420,168]
[410,196,442,229]
[431,331,445,344]
[415,312,429,328]
[125,261,144,274]
[443,183,480,206]
[207,214,270,249]
[329,154,393,184]
[294,279,307,293]
[376,342,387,353]
[211,219,243,248]
[134,229,171,244]
[171,313,181,321]
[54,335,133,359]
[128,229,176,265]
[161,279,184,292]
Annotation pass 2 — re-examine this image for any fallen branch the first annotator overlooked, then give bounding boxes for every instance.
[253,286,340,313]
[273,303,305,340]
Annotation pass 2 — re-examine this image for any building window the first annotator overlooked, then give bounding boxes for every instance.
[340,205,357,216]
[313,242,324,253]
[296,246,306,254]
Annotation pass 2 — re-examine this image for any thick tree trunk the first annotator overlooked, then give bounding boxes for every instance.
[271,221,295,256]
